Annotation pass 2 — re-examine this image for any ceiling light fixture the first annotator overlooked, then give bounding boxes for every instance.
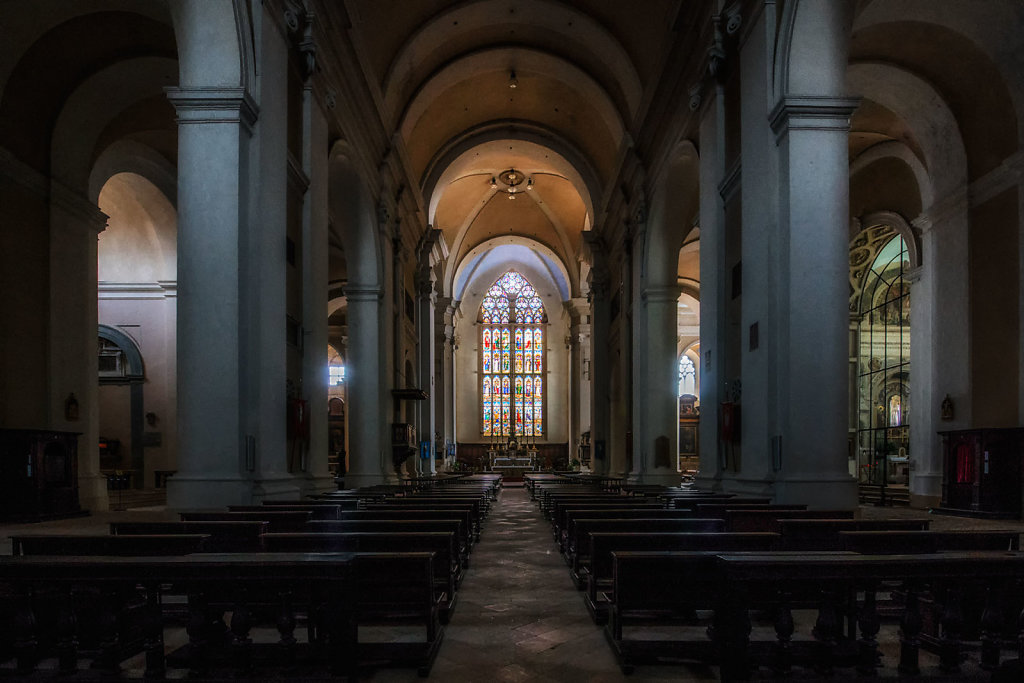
[508,70,518,89]
[490,168,533,200]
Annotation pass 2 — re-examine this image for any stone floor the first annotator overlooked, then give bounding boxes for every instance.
[4,488,1024,680]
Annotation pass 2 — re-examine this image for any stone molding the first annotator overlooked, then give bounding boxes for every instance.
[968,148,1024,207]
[165,87,259,134]
[718,155,742,202]
[641,285,680,305]
[344,285,384,302]
[1,148,108,233]
[98,281,178,300]
[769,96,861,142]
[50,181,109,235]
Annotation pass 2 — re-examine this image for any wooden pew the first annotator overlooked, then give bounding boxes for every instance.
[308,519,468,571]
[179,510,313,533]
[228,504,345,520]
[555,508,693,553]
[337,510,474,556]
[0,552,357,679]
[583,532,779,624]
[11,534,209,556]
[263,532,460,624]
[354,552,444,677]
[691,503,807,518]
[778,518,930,550]
[567,518,726,586]
[712,551,1024,679]
[363,501,483,540]
[723,508,855,532]
[110,520,268,551]
[262,499,360,510]
[840,529,1021,554]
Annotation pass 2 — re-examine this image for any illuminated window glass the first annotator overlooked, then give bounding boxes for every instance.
[480,270,547,437]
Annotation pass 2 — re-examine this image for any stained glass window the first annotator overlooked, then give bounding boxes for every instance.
[480,270,546,437]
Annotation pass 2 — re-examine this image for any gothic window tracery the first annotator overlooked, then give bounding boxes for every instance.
[480,271,546,437]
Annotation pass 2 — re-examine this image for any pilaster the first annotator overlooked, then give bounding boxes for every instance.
[165,86,260,508]
[769,95,859,508]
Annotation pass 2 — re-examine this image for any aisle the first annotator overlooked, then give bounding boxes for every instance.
[370,486,713,681]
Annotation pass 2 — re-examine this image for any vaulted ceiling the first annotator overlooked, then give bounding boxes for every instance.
[340,0,687,295]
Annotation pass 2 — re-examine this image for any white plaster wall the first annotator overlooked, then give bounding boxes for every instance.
[98,173,177,282]
[97,296,178,485]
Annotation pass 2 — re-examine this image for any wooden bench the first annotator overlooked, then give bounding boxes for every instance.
[353,552,444,676]
[583,532,779,624]
[179,510,313,533]
[264,532,460,624]
[0,552,357,679]
[309,519,468,569]
[713,551,1024,679]
[555,508,693,553]
[690,503,807,519]
[228,504,345,520]
[778,518,930,550]
[567,518,726,586]
[840,529,1021,554]
[723,508,855,532]
[110,520,268,551]
[337,510,475,555]
[262,499,360,510]
[363,501,483,539]
[11,534,209,556]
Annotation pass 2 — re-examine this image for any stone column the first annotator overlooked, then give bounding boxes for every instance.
[635,285,681,485]
[585,233,612,476]
[571,299,592,470]
[417,273,437,476]
[165,87,258,508]
[769,96,860,508]
[344,286,389,487]
[441,303,457,469]
[300,89,333,495]
[49,187,108,511]
[696,82,727,492]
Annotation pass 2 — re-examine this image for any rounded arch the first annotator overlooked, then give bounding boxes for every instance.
[849,139,934,214]
[328,142,382,290]
[774,0,852,99]
[424,123,599,224]
[449,236,571,303]
[399,46,625,154]
[90,139,178,209]
[860,211,920,271]
[51,56,178,193]
[847,63,967,201]
[382,0,641,125]
[168,0,252,90]
[98,324,145,380]
[96,171,177,283]
[645,140,700,288]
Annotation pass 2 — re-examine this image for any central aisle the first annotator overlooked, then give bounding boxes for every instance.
[374,486,715,682]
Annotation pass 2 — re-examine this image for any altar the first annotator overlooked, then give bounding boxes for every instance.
[488,450,537,470]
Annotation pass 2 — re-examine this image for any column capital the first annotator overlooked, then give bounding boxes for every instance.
[165,87,259,133]
[50,182,109,235]
[769,96,861,141]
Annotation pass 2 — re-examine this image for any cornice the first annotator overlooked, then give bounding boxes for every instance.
[164,87,260,134]
[768,96,861,142]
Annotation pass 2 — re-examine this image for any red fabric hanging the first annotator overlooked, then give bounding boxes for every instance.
[955,443,974,483]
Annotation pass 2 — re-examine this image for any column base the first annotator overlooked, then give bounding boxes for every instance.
[628,470,684,487]
[251,475,303,502]
[342,471,397,489]
[166,475,257,509]
[773,473,858,510]
[299,473,339,497]
[909,493,942,510]
[78,473,110,513]
[909,471,943,500]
